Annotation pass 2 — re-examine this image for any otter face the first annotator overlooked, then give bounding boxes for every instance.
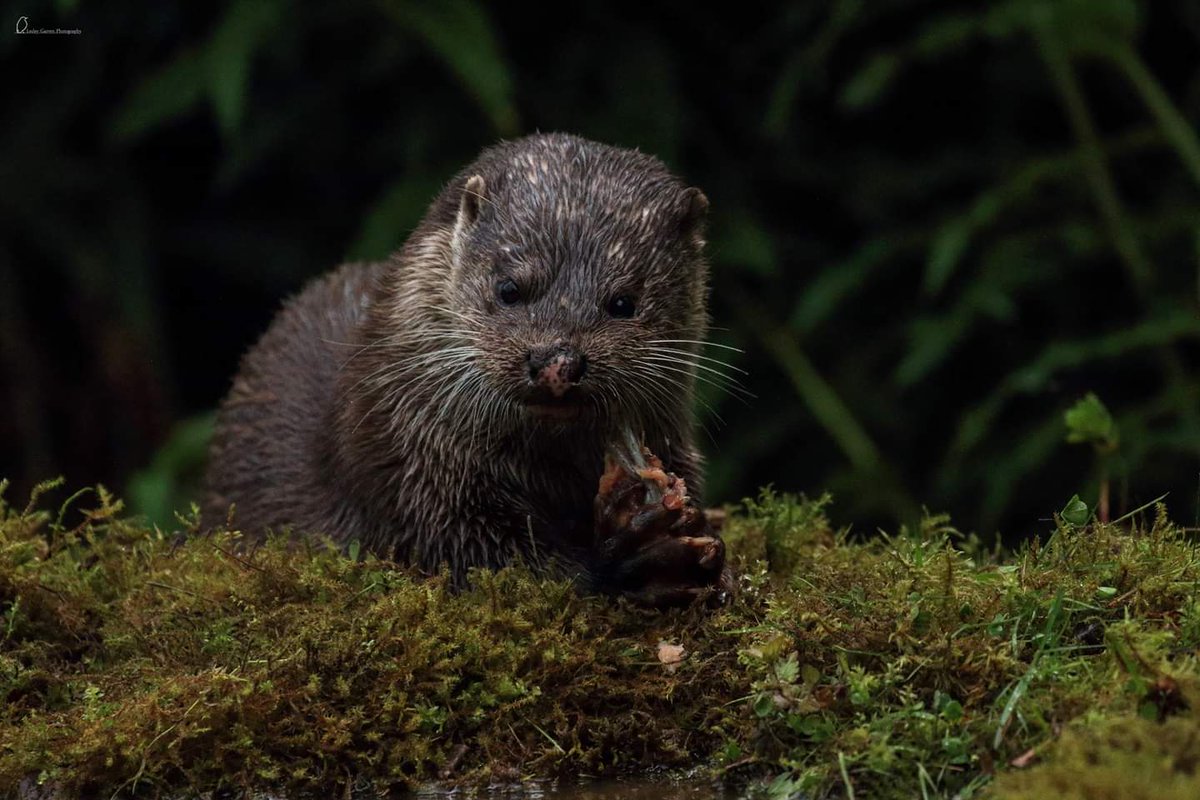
[443,135,710,433]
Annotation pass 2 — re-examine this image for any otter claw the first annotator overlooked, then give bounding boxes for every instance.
[626,584,707,608]
[686,536,723,568]
[668,505,706,534]
[630,504,679,534]
[596,517,728,606]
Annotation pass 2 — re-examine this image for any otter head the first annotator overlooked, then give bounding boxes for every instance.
[436,134,710,435]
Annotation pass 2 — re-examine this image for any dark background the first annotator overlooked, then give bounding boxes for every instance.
[2,0,1199,539]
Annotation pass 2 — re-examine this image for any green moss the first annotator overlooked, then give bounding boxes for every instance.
[990,715,1200,800]
[3,480,1200,798]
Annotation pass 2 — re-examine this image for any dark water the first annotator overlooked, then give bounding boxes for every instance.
[412,780,751,799]
[23,777,763,800]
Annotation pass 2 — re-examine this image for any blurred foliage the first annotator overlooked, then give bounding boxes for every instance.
[126,413,214,529]
[2,0,1199,537]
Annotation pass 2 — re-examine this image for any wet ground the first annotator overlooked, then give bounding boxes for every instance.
[412,780,754,799]
[20,780,766,800]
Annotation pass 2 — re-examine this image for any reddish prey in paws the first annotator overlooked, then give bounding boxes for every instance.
[594,428,734,607]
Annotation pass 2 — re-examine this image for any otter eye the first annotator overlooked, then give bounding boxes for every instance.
[496,278,522,306]
[607,294,636,319]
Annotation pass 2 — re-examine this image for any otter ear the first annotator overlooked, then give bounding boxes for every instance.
[451,175,486,262]
[458,174,487,228]
[679,187,709,244]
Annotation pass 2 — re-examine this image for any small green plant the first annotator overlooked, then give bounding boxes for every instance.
[1064,393,1120,521]
[1059,493,1091,527]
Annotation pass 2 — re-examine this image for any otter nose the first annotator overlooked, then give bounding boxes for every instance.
[528,342,587,397]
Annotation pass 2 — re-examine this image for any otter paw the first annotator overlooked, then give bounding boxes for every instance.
[593,449,731,608]
[597,525,731,607]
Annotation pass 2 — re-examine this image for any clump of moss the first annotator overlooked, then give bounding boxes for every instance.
[3,479,1200,798]
[720,494,1200,799]
[0,480,756,797]
[990,714,1200,799]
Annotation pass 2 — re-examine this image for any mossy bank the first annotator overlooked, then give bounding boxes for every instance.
[3,479,1200,798]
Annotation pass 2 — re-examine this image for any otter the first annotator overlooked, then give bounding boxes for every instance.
[203,133,729,605]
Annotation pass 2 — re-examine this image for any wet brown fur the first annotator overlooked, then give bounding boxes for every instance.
[204,133,711,586]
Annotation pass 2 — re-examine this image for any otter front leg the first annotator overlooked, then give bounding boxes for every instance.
[591,445,732,607]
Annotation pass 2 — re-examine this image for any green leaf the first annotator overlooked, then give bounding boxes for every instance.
[767,773,805,800]
[386,0,518,135]
[348,174,446,261]
[791,239,897,334]
[942,735,968,762]
[1061,494,1091,527]
[895,316,961,388]
[794,714,834,742]
[207,0,283,138]
[913,13,986,56]
[110,0,281,142]
[801,663,822,685]
[924,193,1004,296]
[713,213,777,276]
[840,52,899,110]
[925,218,973,295]
[1064,392,1119,449]
[127,413,216,528]
[110,49,208,142]
[1046,0,1140,56]
[775,653,800,683]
